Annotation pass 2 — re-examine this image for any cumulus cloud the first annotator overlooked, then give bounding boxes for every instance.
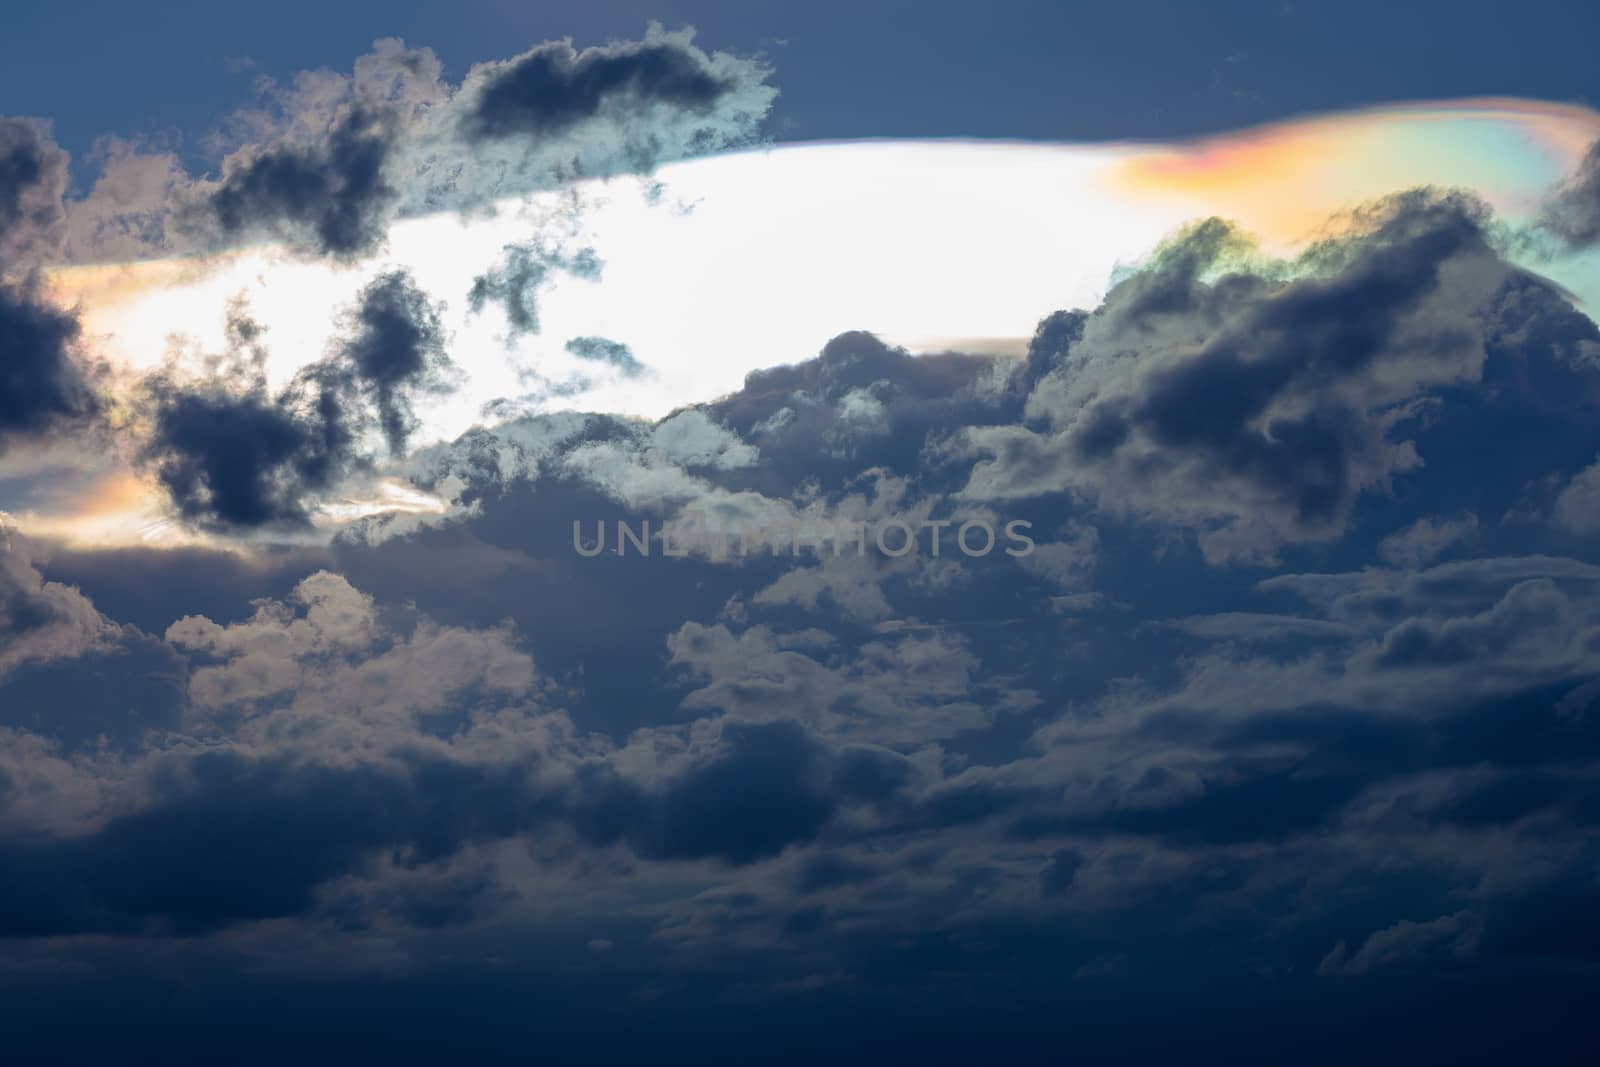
[1555,457,1600,534]
[463,31,743,141]
[7,124,1600,1053]
[959,194,1519,561]
[0,524,120,675]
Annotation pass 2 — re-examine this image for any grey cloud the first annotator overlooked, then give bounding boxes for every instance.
[1317,912,1478,976]
[1555,457,1600,534]
[468,240,602,338]
[200,105,400,260]
[0,278,100,448]
[1377,513,1480,568]
[51,31,774,266]
[0,118,68,265]
[335,269,453,453]
[464,34,738,142]
[960,193,1525,561]
[140,342,362,530]
[0,525,119,676]
[1539,139,1600,249]
[139,276,453,529]
[7,166,1600,1035]
[565,336,646,377]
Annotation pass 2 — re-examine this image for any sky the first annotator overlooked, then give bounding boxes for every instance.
[4,3,1600,1064]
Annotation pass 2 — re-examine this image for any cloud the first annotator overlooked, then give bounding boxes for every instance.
[1317,912,1478,976]
[138,316,363,530]
[0,118,68,265]
[8,145,1600,1053]
[0,524,120,675]
[959,194,1523,561]
[166,570,532,721]
[468,239,602,338]
[565,336,646,377]
[1539,138,1600,249]
[138,278,453,529]
[438,24,776,202]
[463,32,741,142]
[0,278,100,449]
[1555,457,1600,533]
[1377,513,1479,567]
[334,269,453,454]
[57,30,775,266]
[200,105,401,260]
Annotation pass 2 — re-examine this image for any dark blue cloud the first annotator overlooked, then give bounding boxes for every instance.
[204,105,398,260]
[465,36,736,142]
[8,171,1600,1064]
[0,278,97,446]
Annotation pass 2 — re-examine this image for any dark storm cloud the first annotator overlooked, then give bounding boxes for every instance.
[0,709,858,936]
[464,36,735,142]
[335,269,452,453]
[201,105,399,260]
[1539,138,1600,249]
[8,172,1600,1062]
[0,278,99,446]
[624,721,837,863]
[0,117,67,264]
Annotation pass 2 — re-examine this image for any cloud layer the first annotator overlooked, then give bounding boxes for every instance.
[3,29,1600,1063]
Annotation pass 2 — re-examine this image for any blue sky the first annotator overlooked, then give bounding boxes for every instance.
[9,0,1600,170]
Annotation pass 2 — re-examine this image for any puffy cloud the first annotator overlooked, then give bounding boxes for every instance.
[0,524,120,675]
[1555,457,1600,534]
[167,570,533,729]
[0,278,100,449]
[200,105,401,260]
[463,32,743,142]
[959,194,1520,561]
[435,25,775,206]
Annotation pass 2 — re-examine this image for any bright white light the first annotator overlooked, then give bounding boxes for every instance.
[75,141,1177,449]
